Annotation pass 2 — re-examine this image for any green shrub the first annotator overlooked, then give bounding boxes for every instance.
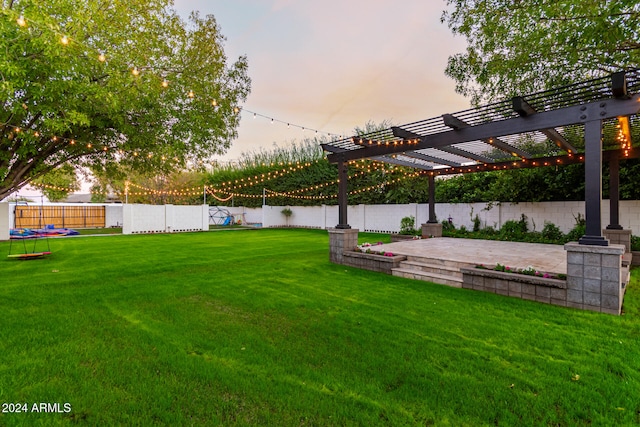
[399,216,416,235]
[541,221,564,241]
[442,219,455,232]
[472,214,481,232]
[631,235,640,251]
[565,223,586,243]
[500,221,524,236]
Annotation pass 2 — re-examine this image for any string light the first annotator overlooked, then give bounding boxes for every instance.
[131,67,140,76]
[60,35,69,45]
[98,53,106,62]
[17,15,26,27]
[241,109,343,138]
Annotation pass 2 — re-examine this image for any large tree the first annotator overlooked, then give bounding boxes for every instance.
[442,0,640,104]
[0,0,250,200]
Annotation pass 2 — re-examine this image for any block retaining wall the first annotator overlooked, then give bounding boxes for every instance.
[461,268,569,307]
[342,251,407,274]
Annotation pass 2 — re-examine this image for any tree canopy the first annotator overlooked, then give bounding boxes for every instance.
[442,0,640,104]
[0,0,250,200]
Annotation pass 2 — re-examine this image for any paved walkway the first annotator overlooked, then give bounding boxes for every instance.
[373,237,567,273]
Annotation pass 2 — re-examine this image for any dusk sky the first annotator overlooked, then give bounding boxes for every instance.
[172,0,471,162]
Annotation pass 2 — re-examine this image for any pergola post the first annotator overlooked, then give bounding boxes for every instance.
[422,174,443,237]
[328,157,358,265]
[336,158,350,229]
[579,119,608,246]
[427,174,437,223]
[604,152,632,251]
[606,153,622,230]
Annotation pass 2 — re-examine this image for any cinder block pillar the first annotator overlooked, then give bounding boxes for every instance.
[565,242,625,315]
[328,228,359,264]
[422,223,442,238]
[603,228,631,253]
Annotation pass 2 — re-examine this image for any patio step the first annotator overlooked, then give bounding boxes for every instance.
[392,256,475,288]
[392,268,464,288]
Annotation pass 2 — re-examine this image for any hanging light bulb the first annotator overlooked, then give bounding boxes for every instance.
[61,35,69,45]
[98,52,106,62]
[233,107,240,114]
[132,67,140,76]
[188,90,195,98]
[211,99,217,107]
[161,79,169,88]
[17,15,26,27]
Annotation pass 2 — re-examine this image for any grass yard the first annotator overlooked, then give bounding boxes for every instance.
[0,228,639,426]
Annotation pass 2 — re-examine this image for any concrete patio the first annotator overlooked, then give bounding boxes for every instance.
[373,237,567,274]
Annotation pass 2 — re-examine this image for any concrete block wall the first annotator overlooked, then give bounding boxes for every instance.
[123,204,165,234]
[564,242,625,315]
[105,205,123,227]
[328,228,359,264]
[342,251,407,274]
[214,201,640,236]
[166,205,208,232]
[0,202,9,241]
[123,204,208,234]
[361,203,422,233]
[461,268,568,307]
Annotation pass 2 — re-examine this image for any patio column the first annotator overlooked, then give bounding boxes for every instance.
[606,153,622,230]
[604,152,632,252]
[427,174,437,223]
[329,157,357,265]
[336,158,350,229]
[579,119,608,246]
[422,174,443,237]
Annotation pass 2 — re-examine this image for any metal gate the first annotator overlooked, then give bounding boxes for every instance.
[14,206,106,229]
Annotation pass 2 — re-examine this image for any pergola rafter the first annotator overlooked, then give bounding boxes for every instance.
[322,70,640,245]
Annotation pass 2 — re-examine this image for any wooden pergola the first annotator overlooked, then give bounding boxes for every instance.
[322,70,640,246]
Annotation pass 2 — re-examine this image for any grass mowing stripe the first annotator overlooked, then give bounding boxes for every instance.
[0,229,639,426]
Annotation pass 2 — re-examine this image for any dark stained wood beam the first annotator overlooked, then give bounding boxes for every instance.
[325,95,640,163]
[402,151,461,167]
[372,155,434,170]
[392,126,495,164]
[442,113,532,159]
[512,96,578,153]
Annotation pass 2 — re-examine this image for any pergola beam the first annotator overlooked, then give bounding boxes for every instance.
[392,126,495,164]
[325,95,640,163]
[402,151,461,167]
[442,113,532,159]
[512,96,578,153]
[371,155,435,170]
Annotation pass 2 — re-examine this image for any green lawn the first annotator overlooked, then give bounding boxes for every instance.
[0,229,639,426]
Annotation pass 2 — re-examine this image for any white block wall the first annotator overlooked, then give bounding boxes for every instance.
[0,202,9,241]
[122,204,208,234]
[105,205,123,227]
[221,200,640,236]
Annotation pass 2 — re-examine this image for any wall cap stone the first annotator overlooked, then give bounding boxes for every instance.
[460,267,566,289]
[564,242,625,255]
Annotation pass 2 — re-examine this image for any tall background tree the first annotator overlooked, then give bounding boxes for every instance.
[0,0,250,200]
[442,0,640,104]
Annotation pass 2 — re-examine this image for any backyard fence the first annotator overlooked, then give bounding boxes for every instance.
[13,205,106,229]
